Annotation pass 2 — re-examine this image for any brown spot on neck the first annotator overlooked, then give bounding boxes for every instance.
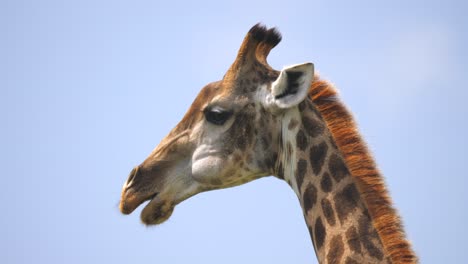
[309,142,328,175]
[334,183,360,224]
[327,235,345,263]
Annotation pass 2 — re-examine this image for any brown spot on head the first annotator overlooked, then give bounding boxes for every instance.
[296,129,308,151]
[229,111,255,152]
[222,144,235,156]
[270,151,278,168]
[327,235,344,264]
[334,183,360,223]
[321,198,336,226]
[264,151,278,171]
[266,130,273,142]
[303,183,317,213]
[328,154,349,182]
[246,152,253,164]
[244,118,253,135]
[314,217,326,250]
[309,142,328,175]
[295,159,308,188]
[233,153,242,164]
[209,178,222,186]
[260,135,269,151]
[259,106,267,117]
[224,168,236,179]
[235,135,246,151]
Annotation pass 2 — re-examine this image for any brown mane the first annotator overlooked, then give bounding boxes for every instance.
[308,76,418,263]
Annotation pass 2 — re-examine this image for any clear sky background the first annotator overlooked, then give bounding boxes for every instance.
[2,0,467,263]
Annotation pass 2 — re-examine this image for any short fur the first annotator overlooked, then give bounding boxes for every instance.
[309,77,418,263]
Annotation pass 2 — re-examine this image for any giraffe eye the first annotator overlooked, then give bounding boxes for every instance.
[204,107,233,125]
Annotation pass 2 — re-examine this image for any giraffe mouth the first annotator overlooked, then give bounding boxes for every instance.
[140,193,175,225]
[120,189,175,225]
[119,188,158,214]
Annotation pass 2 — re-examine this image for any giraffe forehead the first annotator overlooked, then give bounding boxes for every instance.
[173,60,279,134]
[205,79,273,108]
[174,80,256,132]
[223,60,279,94]
[168,81,221,133]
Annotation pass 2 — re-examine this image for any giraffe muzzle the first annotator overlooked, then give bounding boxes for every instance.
[119,167,158,215]
[123,167,138,191]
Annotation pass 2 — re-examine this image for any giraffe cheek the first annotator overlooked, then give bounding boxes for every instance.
[191,155,225,186]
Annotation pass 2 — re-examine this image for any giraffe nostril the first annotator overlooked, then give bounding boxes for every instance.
[125,166,139,190]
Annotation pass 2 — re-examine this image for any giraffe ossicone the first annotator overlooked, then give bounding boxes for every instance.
[119,24,417,263]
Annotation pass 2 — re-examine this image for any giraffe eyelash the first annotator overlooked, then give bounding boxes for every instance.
[203,106,233,125]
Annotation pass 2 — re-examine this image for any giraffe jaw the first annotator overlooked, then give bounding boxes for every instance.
[120,189,175,225]
[140,194,175,225]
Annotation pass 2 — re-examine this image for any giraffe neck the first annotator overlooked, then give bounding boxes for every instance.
[276,99,390,264]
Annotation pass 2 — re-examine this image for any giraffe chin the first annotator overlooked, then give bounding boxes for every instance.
[140,195,174,225]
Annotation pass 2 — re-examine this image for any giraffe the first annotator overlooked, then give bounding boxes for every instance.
[119,24,417,263]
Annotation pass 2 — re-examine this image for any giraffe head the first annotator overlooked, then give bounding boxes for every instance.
[119,24,314,225]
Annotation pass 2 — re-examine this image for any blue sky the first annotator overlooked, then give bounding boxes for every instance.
[2,0,467,263]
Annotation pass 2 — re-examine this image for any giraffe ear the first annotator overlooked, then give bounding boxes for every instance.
[270,63,314,109]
